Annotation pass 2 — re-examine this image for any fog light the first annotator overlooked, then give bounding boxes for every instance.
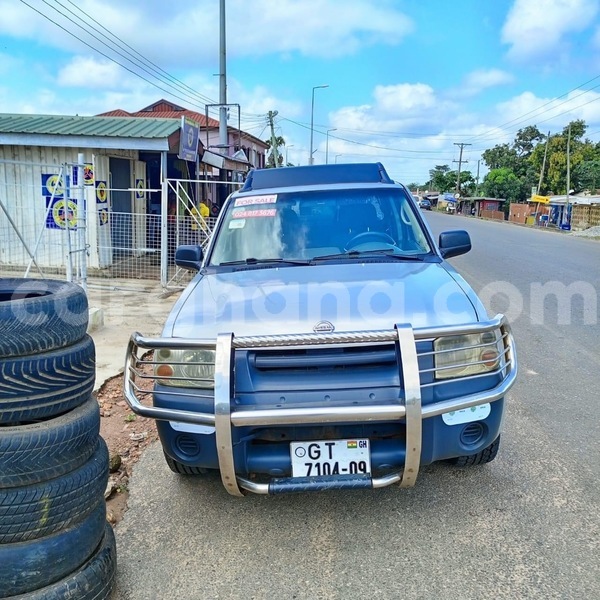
[460,422,485,446]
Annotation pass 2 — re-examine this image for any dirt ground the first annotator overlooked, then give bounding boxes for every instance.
[96,371,159,525]
[86,284,180,525]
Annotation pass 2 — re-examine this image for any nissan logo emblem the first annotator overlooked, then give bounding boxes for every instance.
[313,320,335,333]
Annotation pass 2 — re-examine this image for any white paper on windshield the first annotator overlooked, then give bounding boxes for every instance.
[231,208,277,219]
[234,194,278,207]
[229,219,246,229]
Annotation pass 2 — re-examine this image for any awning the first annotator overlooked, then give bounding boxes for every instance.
[201,149,250,172]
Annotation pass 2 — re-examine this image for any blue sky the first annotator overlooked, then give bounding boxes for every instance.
[2,0,600,186]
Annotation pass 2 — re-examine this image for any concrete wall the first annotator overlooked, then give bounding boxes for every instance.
[509,203,530,224]
[571,204,600,230]
[481,210,505,220]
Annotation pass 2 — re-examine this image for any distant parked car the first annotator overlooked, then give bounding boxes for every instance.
[419,198,432,210]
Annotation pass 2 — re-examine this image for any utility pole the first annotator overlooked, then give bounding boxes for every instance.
[453,143,471,194]
[564,124,572,227]
[218,0,228,153]
[475,159,480,196]
[537,131,551,195]
[267,111,279,167]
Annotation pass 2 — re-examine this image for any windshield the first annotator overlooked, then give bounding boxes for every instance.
[208,187,432,266]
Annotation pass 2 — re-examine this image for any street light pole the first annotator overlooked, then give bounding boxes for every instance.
[335,154,342,163]
[325,128,337,164]
[285,144,294,165]
[309,84,329,165]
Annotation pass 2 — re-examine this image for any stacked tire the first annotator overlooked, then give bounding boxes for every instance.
[0,279,116,599]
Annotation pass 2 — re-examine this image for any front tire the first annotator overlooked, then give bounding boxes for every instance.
[163,452,207,476]
[448,435,501,467]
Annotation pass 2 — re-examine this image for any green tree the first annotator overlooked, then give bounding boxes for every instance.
[482,144,518,172]
[514,125,545,158]
[481,168,522,202]
[428,165,457,192]
[562,119,586,140]
[457,170,476,196]
[265,136,286,168]
[574,159,600,192]
[529,120,599,193]
[480,126,545,202]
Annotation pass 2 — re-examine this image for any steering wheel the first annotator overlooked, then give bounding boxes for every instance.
[344,231,396,251]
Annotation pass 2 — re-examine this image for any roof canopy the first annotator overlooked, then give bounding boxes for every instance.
[0,113,183,151]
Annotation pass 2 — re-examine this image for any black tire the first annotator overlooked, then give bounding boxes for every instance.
[164,452,208,475]
[7,523,117,600]
[7,523,116,600]
[0,335,95,424]
[0,501,106,597]
[0,279,88,359]
[0,438,108,544]
[449,435,501,467]
[0,396,100,489]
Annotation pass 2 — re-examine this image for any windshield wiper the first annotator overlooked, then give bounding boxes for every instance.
[312,249,427,261]
[217,257,311,267]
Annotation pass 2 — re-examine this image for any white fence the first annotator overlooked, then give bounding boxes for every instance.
[1,161,230,290]
[0,160,88,286]
[96,211,217,288]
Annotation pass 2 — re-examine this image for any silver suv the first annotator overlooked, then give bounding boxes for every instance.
[125,162,517,496]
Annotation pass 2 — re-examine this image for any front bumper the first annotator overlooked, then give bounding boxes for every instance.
[124,315,517,496]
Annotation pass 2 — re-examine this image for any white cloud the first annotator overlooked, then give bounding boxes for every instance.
[229,0,413,59]
[321,84,469,183]
[373,83,437,115]
[57,56,125,89]
[460,69,514,96]
[0,0,413,65]
[502,0,598,61]
[329,83,457,136]
[493,89,600,132]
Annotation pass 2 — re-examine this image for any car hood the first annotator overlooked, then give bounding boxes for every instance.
[164,261,481,339]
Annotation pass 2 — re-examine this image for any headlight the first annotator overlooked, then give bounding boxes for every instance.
[154,347,215,388]
[434,331,503,380]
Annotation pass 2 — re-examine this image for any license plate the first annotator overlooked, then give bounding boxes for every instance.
[290,439,371,478]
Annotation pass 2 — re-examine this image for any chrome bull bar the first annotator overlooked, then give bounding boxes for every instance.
[123,315,517,496]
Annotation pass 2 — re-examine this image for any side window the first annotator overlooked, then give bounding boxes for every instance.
[399,202,429,252]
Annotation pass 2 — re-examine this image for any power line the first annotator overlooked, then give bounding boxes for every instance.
[277,117,456,157]
[464,74,600,143]
[20,0,267,121]
[19,0,213,113]
[59,0,218,108]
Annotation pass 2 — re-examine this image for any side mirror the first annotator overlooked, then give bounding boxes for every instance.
[175,245,204,271]
[438,230,471,259]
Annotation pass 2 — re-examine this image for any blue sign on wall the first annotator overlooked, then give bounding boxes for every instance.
[178,116,199,162]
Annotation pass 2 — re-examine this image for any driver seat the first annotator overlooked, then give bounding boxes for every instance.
[338,202,379,245]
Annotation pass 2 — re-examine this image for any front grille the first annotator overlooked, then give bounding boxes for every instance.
[251,344,397,370]
[240,344,401,394]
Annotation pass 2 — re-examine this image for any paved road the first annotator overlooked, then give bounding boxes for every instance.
[112,213,599,600]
